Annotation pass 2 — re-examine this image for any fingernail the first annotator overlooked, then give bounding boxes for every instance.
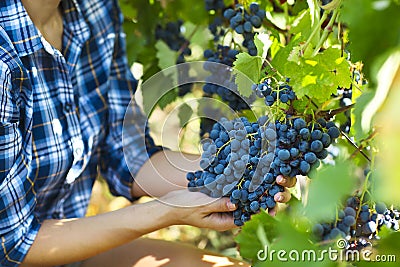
[278,177,286,184]
[227,201,236,210]
[277,195,284,202]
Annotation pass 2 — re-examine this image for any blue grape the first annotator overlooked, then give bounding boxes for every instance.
[278,149,290,161]
[328,126,340,139]
[375,202,387,214]
[311,140,323,153]
[304,152,317,164]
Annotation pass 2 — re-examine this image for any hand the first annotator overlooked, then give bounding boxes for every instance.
[160,189,237,231]
[268,174,297,216]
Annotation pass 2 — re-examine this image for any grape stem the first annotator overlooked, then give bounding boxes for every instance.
[216,132,258,156]
[317,104,355,119]
[311,6,340,57]
[263,59,285,80]
[302,11,329,55]
[341,131,371,162]
[356,154,375,220]
[177,25,199,56]
[349,130,377,159]
[306,96,371,162]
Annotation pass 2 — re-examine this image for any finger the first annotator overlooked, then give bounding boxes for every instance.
[274,189,292,203]
[207,197,237,213]
[276,175,297,188]
[268,206,277,216]
[206,212,237,231]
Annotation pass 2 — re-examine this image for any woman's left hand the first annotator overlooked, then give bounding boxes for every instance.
[268,174,297,215]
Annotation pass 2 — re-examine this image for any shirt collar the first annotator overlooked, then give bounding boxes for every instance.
[61,0,90,46]
[0,0,90,58]
[0,0,43,57]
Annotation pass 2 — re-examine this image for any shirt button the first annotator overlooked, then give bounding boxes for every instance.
[74,147,83,158]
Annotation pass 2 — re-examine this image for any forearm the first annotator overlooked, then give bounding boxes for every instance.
[132,150,200,198]
[22,200,173,267]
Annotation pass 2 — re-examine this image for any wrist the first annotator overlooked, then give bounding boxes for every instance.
[127,200,176,236]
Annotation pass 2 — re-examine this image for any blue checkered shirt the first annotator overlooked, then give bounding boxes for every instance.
[0,0,161,265]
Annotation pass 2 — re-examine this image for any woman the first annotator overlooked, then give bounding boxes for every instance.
[0,0,296,266]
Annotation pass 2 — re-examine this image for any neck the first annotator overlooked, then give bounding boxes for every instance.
[21,0,62,27]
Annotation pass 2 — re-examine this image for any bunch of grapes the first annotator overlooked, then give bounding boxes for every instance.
[204,0,225,11]
[204,0,226,41]
[187,114,341,226]
[223,3,266,56]
[252,78,297,106]
[155,20,191,56]
[155,20,193,96]
[202,45,254,111]
[313,196,400,250]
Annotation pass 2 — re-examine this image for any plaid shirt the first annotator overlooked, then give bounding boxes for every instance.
[0,0,161,265]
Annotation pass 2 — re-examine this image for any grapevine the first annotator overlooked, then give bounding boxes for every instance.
[121,0,400,264]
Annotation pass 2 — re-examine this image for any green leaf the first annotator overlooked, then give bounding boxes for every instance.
[182,22,211,51]
[266,10,287,30]
[341,0,400,78]
[141,70,177,115]
[233,52,262,97]
[270,34,302,73]
[305,160,356,222]
[284,48,352,103]
[119,0,137,18]
[157,88,178,110]
[155,40,178,70]
[256,219,323,267]
[356,231,400,267]
[235,211,279,262]
[320,0,341,11]
[178,103,193,128]
[290,9,313,43]
[351,89,374,142]
[163,0,208,24]
[254,33,270,59]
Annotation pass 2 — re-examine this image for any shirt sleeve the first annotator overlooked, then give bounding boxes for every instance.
[0,59,41,266]
[99,1,163,201]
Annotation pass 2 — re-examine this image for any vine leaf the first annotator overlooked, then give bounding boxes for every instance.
[141,71,177,115]
[237,212,324,267]
[155,40,178,70]
[305,160,355,222]
[352,89,374,142]
[254,33,271,59]
[235,211,278,262]
[178,103,193,128]
[285,47,352,103]
[233,52,262,97]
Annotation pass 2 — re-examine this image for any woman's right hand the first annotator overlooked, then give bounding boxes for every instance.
[160,189,238,231]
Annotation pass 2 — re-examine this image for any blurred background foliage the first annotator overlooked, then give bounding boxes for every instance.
[85,0,400,263]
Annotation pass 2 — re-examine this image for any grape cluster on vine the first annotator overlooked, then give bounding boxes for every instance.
[313,196,400,251]
[252,78,297,106]
[202,45,254,112]
[223,3,266,56]
[155,20,193,96]
[204,0,226,41]
[187,114,341,226]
